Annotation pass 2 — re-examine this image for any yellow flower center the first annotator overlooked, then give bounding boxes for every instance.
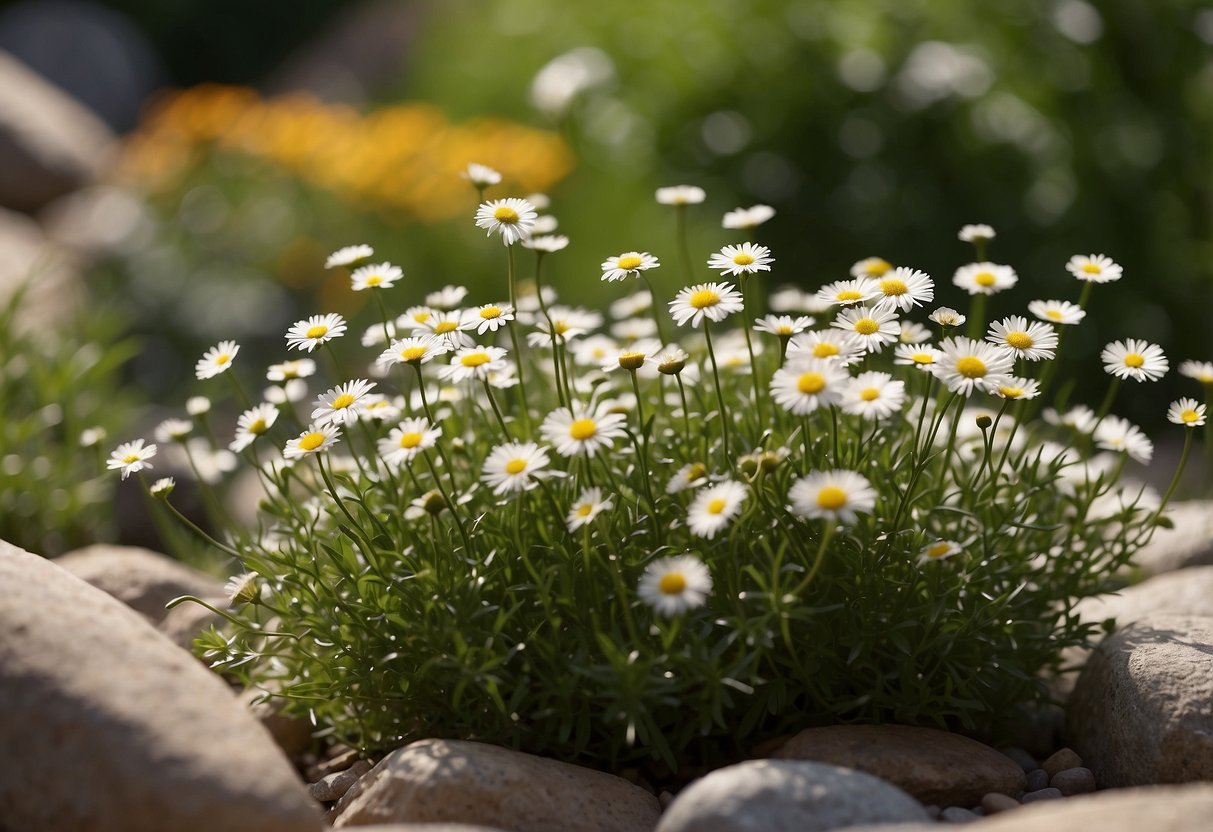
[955,356,987,378]
[215,354,232,366]
[619,351,647,370]
[816,486,848,510]
[974,272,996,287]
[835,290,863,302]
[912,353,935,364]
[616,255,643,270]
[331,393,356,409]
[401,346,428,362]
[1046,310,1063,321]
[659,573,687,595]
[1124,353,1145,368]
[813,343,839,358]
[999,386,1024,399]
[461,353,491,367]
[249,418,267,434]
[1005,332,1034,350]
[435,321,458,333]
[1081,262,1101,274]
[305,325,328,339]
[706,498,727,515]
[412,311,431,324]
[298,432,326,451]
[365,275,383,286]
[1182,409,1200,423]
[798,372,826,394]
[733,253,755,266]
[569,419,598,440]
[576,504,594,517]
[480,306,502,319]
[879,278,907,296]
[853,318,879,335]
[926,543,952,559]
[399,432,423,449]
[867,259,892,276]
[777,325,794,335]
[494,206,519,223]
[505,458,527,474]
[860,387,880,402]
[122,453,141,463]
[554,321,570,335]
[690,289,720,309]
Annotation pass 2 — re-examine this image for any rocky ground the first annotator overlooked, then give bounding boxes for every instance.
[3,502,1213,831]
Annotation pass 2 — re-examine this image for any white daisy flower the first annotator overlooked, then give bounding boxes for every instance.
[377,335,452,368]
[687,480,748,539]
[707,242,774,277]
[656,347,691,376]
[919,539,963,564]
[953,262,1018,296]
[361,322,399,348]
[378,418,442,466]
[769,286,826,314]
[439,346,510,383]
[893,343,942,371]
[850,257,894,278]
[610,317,658,341]
[831,305,900,353]
[571,335,620,367]
[666,462,709,494]
[154,418,193,444]
[601,251,660,283]
[421,310,475,349]
[1043,404,1098,434]
[325,244,373,269]
[1067,253,1122,283]
[229,403,279,452]
[195,340,240,380]
[527,306,603,345]
[655,185,705,205]
[566,487,614,531]
[311,379,376,426]
[986,316,1058,361]
[899,321,932,344]
[525,192,550,210]
[540,404,628,457]
[1028,299,1086,326]
[610,290,652,320]
[871,267,934,313]
[933,336,1015,396]
[840,371,906,420]
[398,305,437,331]
[722,204,775,229]
[267,359,316,381]
[754,314,814,337]
[928,307,967,328]
[1095,416,1153,464]
[958,224,995,243]
[425,285,469,309]
[79,426,107,448]
[360,395,402,422]
[224,572,262,606]
[1180,360,1213,384]
[603,340,661,373]
[521,234,570,253]
[638,555,712,617]
[177,438,237,484]
[463,303,514,335]
[531,215,559,234]
[148,477,175,497]
[481,441,550,494]
[461,162,502,189]
[107,439,157,480]
[350,262,403,291]
[788,469,878,525]
[185,396,211,416]
[786,330,866,365]
[769,357,849,415]
[1101,339,1168,382]
[669,282,745,328]
[1167,397,1207,428]
[990,376,1041,400]
[283,424,342,459]
[286,313,347,352]
[475,197,537,245]
[815,278,878,308]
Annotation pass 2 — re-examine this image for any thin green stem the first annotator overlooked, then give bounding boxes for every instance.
[702,322,732,460]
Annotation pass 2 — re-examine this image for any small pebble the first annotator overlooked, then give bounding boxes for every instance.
[1041,747,1083,777]
[1000,746,1038,772]
[1021,787,1064,804]
[307,759,371,802]
[1051,766,1096,796]
[659,791,675,810]
[1025,768,1050,791]
[923,805,942,821]
[970,806,985,817]
[981,792,1020,814]
[940,806,979,823]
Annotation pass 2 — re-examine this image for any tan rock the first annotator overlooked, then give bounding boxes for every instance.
[0,540,323,832]
[1067,614,1213,787]
[1074,566,1213,628]
[1132,500,1213,575]
[771,724,1025,806]
[241,685,316,758]
[55,544,226,624]
[350,826,507,832]
[332,738,661,831]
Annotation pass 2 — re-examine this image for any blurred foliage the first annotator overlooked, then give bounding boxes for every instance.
[398,0,1213,427]
[0,290,137,555]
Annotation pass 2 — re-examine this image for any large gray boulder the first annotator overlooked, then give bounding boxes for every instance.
[1132,500,1213,575]
[0,541,323,832]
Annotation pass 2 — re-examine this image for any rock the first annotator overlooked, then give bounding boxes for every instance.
[922,805,941,820]
[771,724,1025,806]
[1021,787,1063,803]
[849,784,1213,831]
[981,792,1019,814]
[999,747,1037,772]
[1040,747,1083,778]
[940,806,979,823]
[54,543,225,624]
[158,595,227,649]
[310,759,373,802]
[1051,766,1096,796]
[1067,614,1213,787]
[0,50,114,212]
[1024,769,1049,791]
[349,827,507,832]
[241,685,315,758]
[654,759,930,832]
[1075,567,1213,628]
[332,738,661,831]
[0,540,322,832]
[1132,500,1213,575]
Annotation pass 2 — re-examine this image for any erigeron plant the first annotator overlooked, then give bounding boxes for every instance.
[115,170,1209,773]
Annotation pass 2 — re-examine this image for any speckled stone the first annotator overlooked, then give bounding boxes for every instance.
[1021,787,1063,804]
[1025,769,1049,791]
[1051,767,1096,796]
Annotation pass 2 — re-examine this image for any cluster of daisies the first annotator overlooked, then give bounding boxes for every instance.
[108,168,1208,620]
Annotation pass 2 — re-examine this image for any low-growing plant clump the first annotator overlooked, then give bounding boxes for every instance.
[115,168,1210,773]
